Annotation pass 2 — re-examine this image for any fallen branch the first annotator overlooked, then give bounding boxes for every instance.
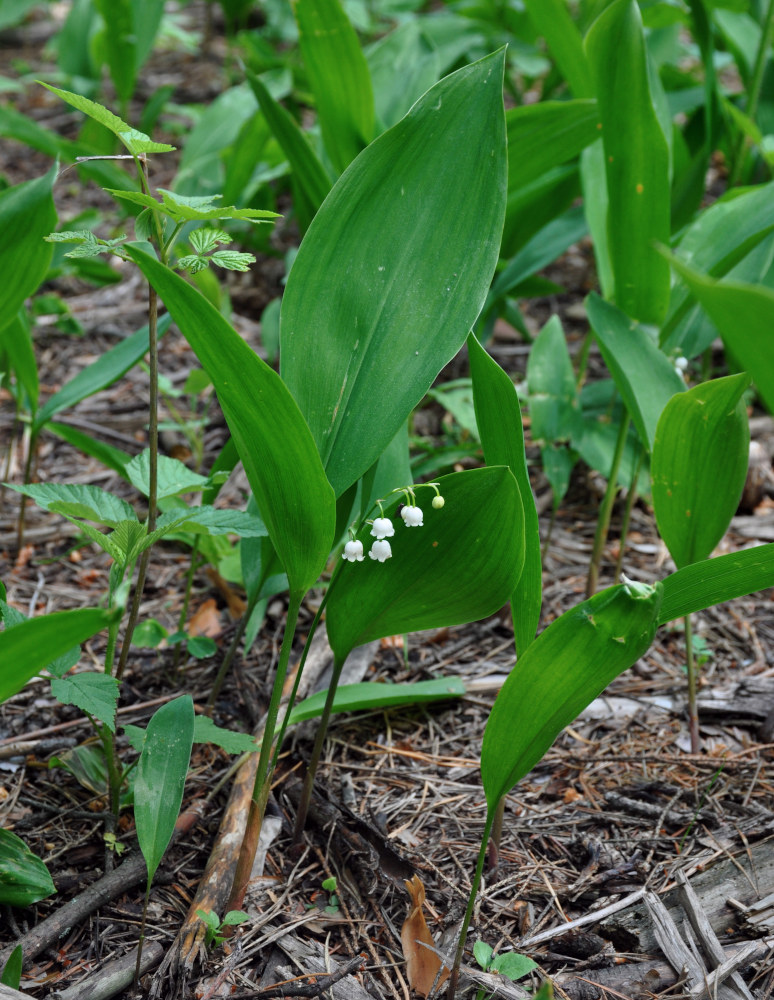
[229,954,366,999]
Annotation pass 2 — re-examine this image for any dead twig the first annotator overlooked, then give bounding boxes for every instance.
[229,954,366,999]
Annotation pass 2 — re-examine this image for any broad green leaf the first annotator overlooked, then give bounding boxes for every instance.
[0,830,55,908]
[507,100,599,191]
[293,0,375,174]
[585,0,671,324]
[481,580,662,810]
[326,466,525,661]
[474,941,493,971]
[125,245,335,594]
[0,165,56,333]
[287,676,466,725]
[659,543,774,624]
[1,311,38,411]
[135,696,194,884]
[527,316,579,447]
[523,0,594,97]
[94,0,136,102]
[34,314,172,432]
[468,333,541,655]
[586,294,684,452]
[665,254,774,414]
[651,373,750,569]
[246,69,332,220]
[0,607,115,704]
[490,953,537,980]
[501,163,581,261]
[38,83,175,154]
[126,451,210,500]
[50,672,119,732]
[366,21,440,129]
[281,51,507,497]
[6,483,136,526]
[0,601,79,679]
[50,745,134,807]
[192,716,258,754]
[580,140,613,299]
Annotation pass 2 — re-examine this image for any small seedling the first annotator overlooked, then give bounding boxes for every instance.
[321,876,340,914]
[473,940,537,999]
[196,908,249,948]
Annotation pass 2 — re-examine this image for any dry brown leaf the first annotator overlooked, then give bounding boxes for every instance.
[205,567,247,618]
[401,875,448,997]
[187,599,222,638]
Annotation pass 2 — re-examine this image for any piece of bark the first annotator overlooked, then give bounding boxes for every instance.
[644,891,706,992]
[49,941,163,1000]
[0,987,33,1000]
[602,835,774,951]
[676,869,753,1000]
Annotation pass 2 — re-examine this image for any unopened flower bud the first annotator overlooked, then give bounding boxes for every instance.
[431,495,445,510]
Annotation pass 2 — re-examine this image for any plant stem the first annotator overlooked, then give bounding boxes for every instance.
[133,881,152,987]
[16,429,37,552]
[613,446,643,584]
[446,808,496,1000]
[174,537,202,672]
[728,0,774,186]
[684,613,701,753]
[486,797,505,869]
[206,589,257,714]
[586,414,629,598]
[226,591,303,913]
[292,653,346,842]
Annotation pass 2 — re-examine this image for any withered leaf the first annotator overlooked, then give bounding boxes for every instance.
[401,875,448,996]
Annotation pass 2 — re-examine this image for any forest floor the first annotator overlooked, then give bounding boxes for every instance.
[2,7,774,1000]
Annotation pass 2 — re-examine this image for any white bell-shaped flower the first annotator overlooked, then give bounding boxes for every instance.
[369,539,392,562]
[400,505,423,527]
[371,517,394,539]
[342,539,364,562]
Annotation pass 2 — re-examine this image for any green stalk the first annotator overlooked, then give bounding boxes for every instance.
[728,0,774,186]
[684,614,700,753]
[15,428,37,553]
[613,445,643,584]
[586,414,629,597]
[173,537,202,672]
[446,808,496,1000]
[226,591,304,913]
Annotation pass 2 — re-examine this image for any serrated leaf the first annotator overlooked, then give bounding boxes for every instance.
[109,519,148,562]
[50,672,119,732]
[38,82,175,155]
[44,230,94,243]
[125,451,210,500]
[177,255,208,274]
[154,505,269,538]
[5,482,136,526]
[209,250,255,271]
[64,242,108,259]
[192,715,258,753]
[189,229,230,254]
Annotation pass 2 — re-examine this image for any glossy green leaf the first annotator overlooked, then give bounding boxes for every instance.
[468,333,541,655]
[0,830,55,908]
[665,255,774,414]
[134,696,194,884]
[659,543,774,624]
[523,0,593,97]
[50,672,119,732]
[481,580,662,810]
[0,166,56,333]
[39,83,175,154]
[651,373,750,569]
[585,0,671,324]
[507,100,599,191]
[527,316,579,447]
[246,68,332,219]
[1,311,38,411]
[34,314,172,433]
[326,466,524,660]
[287,677,466,726]
[367,21,440,129]
[94,0,135,102]
[125,245,335,593]
[281,51,507,497]
[7,483,136,526]
[587,294,684,451]
[0,607,115,704]
[293,0,375,174]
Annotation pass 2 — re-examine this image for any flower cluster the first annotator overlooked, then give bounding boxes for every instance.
[341,483,444,564]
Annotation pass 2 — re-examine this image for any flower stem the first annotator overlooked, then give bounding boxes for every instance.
[684,613,701,753]
[226,591,303,913]
[446,807,496,1000]
[586,413,629,598]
